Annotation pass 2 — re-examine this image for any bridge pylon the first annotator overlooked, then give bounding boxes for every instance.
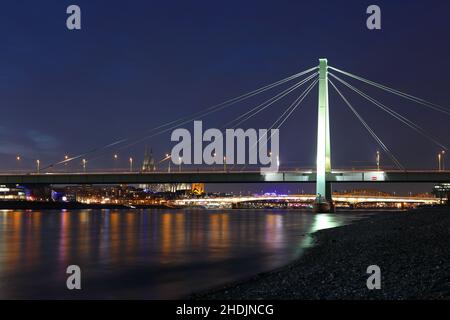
[313,58,334,213]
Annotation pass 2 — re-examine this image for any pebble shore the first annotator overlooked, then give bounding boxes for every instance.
[192,207,450,299]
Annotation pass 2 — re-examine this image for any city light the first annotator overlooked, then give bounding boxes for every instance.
[166,153,171,173]
[376,150,380,171]
[438,151,445,171]
[64,155,69,171]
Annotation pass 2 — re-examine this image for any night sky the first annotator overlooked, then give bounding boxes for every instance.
[1,1,449,194]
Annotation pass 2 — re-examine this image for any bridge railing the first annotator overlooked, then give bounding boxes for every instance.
[1,167,450,175]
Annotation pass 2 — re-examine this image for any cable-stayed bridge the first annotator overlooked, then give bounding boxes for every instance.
[2,58,450,212]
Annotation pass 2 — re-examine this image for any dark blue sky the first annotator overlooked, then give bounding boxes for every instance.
[1,0,449,189]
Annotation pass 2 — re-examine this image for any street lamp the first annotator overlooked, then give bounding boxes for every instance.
[166,153,171,173]
[64,155,69,171]
[16,155,21,172]
[179,156,182,172]
[129,157,133,172]
[223,156,227,172]
[113,154,118,171]
[82,159,87,172]
[438,151,445,171]
[36,159,40,173]
[376,150,380,171]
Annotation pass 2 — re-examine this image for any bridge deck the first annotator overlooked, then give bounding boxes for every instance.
[0,171,449,184]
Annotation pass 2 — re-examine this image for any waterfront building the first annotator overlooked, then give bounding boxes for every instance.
[0,185,27,200]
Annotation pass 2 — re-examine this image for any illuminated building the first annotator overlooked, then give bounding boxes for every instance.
[0,185,27,200]
[433,183,450,204]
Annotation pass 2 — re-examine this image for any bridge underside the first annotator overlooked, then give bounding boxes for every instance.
[1,171,449,185]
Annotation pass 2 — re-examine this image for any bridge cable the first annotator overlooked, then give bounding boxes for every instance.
[40,66,318,171]
[329,72,449,152]
[223,72,318,129]
[101,74,318,158]
[236,77,319,171]
[329,79,404,170]
[260,77,319,148]
[151,65,318,133]
[329,66,450,116]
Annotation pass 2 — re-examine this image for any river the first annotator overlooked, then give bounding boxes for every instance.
[0,209,369,299]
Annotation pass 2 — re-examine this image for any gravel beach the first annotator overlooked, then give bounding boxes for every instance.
[191,207,450,299]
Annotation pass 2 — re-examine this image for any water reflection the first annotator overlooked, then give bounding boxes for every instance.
[0,209,365,299]
[299,214,352,251]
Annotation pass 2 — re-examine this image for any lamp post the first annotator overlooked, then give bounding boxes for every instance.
[82,159,87,173]
[36,159,40,173]
[179,157,182,172]
[15,155,21,172]
[376,150,380,171]
[129,157,133,172]
[223,156,227,172]
[438,151,445,171]
[113,154,118,171]
[64,155,69,172]
[166,153,171,173]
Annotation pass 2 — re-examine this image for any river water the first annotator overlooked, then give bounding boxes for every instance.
[0,209,368,299]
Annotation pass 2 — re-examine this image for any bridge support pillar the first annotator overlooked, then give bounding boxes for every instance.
[313,58,334,213]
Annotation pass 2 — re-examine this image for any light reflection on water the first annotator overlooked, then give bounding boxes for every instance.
[0,209,366,299]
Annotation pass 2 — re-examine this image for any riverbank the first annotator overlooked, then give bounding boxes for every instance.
[192,207,450,299]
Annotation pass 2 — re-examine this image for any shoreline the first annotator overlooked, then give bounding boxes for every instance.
[0,201,414,211]
[191,207,450,299]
